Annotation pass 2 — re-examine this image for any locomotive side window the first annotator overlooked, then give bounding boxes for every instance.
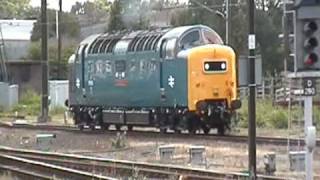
[179,30,200,50]
[115,60,126,72]
[203,30,223,44]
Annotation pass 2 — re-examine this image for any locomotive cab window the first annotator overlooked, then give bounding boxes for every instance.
[203,61,227,73]
[203,30,223,45]
[179,30,200,50]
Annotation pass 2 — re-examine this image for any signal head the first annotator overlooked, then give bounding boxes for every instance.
[304,53,318,66]
[303,21,318,35]
[304,37,318,50]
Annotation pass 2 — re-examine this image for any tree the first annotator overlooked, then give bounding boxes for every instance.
[71,1,110,24]
[108,0,125,32]
[108,0,150,32]
[0,0,30,18]
[31,9,80,41]
[27,40,76,80]
[171,0,285,74]
[171,0,226,44]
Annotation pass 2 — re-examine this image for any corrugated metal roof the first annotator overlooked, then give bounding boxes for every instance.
[0,19,36,40]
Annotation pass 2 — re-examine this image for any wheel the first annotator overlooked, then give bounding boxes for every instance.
[78,124,84,131]
[188,126,197,134]
[217,125,225,135]
[103,124,109,130]
[115,125,121,131]
[160,128,167,134]
[174,128,181,134]
[90,125,95,131]
[202,125,210,134]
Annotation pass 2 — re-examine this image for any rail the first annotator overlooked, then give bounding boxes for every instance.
[0,153,116,180]
[0,122,319,146]
[0,146,289,180]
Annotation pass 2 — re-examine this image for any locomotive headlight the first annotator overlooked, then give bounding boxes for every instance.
[221,62,226,70]
[204,63,210,70]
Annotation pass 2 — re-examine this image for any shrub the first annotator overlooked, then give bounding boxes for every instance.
[49,106,66,116]
[12,90,40,116]
[237,98,288,129]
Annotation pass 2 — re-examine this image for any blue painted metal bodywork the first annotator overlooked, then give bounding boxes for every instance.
[71,52,188,108]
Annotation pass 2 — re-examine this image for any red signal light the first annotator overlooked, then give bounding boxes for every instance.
[304,53,318,66]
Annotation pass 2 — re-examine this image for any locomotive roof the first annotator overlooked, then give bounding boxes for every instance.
[81,25,220,54]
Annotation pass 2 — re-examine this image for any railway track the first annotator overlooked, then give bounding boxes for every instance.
[0,153,115,180]
[0,146,288,180]
[0,121,319,146]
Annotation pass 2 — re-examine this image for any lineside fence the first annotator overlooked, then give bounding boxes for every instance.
[238,76,320,105]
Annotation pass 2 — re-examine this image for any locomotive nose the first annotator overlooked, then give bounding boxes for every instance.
[187,44,238,111]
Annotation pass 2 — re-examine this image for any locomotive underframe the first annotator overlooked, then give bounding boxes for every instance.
[69,99,233,135]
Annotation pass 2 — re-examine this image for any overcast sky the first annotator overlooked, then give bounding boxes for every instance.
[30,0,92,12]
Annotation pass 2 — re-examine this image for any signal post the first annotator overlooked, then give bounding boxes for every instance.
[292,0,320,179]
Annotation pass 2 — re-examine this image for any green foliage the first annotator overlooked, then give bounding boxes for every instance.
[238,99,288,129]
[27,41,76,79]
[28,41,41,60]
[0,0,30,18]
[71,1,110,24]
[108,0,150,32]
[31,9,80,41]
[0,105,4,113]
[108,0,125,32]
[171,0,225,36]
[49,106,66,116]
[238,98,320,130]
[313,107,320,129]
[12,90,40,116]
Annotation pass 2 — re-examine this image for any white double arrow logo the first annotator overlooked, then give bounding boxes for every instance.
[168,75,175,88]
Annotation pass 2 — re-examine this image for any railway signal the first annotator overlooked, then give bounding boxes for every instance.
[295,0,320,71]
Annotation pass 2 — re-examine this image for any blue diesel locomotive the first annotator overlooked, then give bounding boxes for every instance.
[67,25,241,134]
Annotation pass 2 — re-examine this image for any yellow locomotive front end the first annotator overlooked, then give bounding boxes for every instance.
[187,44,241,134]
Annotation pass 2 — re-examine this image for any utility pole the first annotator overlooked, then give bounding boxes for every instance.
[225,0,229,44]
[57,0,62,80]
[38,0,49,123]
[248,0,256,178]
[283,0,289,73]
